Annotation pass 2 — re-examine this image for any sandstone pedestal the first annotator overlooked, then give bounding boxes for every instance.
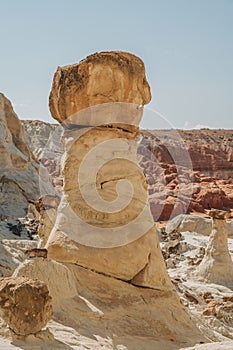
[45,51,173,291]
[23,51,207,348]
[195,209,233,288]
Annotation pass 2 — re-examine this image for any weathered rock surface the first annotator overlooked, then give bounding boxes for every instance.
[180,342,233,350]
[194,210,233,288]
[6,221,233,349]
[0,237,37,277]
[1,210,231,348]
[0,93,56,221]
[46,129,171,288]
[0,277,52,335]
[13,259,77,308]
[13,258,206,349]
[0,93,57,278]
[49,51,151,123]
[46,51,173,291]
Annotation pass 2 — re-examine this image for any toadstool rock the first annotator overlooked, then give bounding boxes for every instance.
[195,209,233,288]
[45,51,173,290]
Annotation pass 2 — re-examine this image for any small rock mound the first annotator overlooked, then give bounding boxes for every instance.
[0,277,52,335]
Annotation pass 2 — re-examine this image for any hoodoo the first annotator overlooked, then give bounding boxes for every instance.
[195,209,233,288]
[46,51,173,289]
[13,52,206,349]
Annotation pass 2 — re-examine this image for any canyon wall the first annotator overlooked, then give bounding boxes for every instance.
[22,120,233,220]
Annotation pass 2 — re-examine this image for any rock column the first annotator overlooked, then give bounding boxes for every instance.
[195,209,233,287]
[45,51,173,291]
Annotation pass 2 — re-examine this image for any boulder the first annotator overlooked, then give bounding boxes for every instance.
[49,51,151,124]
[0,277,52,335]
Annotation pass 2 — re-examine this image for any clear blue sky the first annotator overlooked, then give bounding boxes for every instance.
[0,0,232,129]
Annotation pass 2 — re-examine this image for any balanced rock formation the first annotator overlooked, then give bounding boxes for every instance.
[195,209,233,287]
[0,277,52,335]
[45,51,172,290]
[46,52,176,290]
[10,51,207,349]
